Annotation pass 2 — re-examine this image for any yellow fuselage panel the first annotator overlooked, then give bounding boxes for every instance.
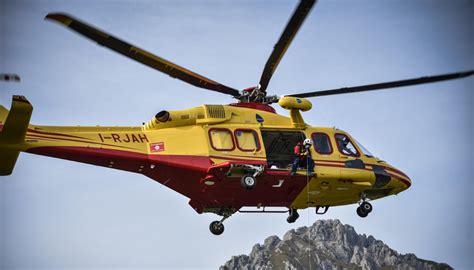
[21,125,147,153]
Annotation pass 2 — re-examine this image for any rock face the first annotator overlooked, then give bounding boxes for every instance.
[220,219,452,270]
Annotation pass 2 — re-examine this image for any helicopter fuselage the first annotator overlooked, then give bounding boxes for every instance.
[0,97,411,217]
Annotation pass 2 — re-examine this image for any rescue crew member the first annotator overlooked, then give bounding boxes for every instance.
[291,138,315,176]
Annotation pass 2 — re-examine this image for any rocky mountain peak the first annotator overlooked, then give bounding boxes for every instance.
[221,219,452,270]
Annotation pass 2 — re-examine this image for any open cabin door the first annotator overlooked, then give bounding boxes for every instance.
[261,130,305,169]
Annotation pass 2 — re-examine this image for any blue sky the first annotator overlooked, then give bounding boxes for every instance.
[1,0,472,269]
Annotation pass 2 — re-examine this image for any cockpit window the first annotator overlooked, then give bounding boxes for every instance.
[354,139,374,157]
[335,133,359,157]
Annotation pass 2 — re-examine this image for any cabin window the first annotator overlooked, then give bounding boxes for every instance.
[335,133,360,157]
[209,128,235,151]
[235,129,261,152]
[312,132,333,154]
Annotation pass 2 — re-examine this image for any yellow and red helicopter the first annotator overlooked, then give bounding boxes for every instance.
[1,0,472,235]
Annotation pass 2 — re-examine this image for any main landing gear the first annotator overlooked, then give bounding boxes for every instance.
[209,220,225,235]
[209,207,302,234]
[356,201,373,218]
[209,210,234,236]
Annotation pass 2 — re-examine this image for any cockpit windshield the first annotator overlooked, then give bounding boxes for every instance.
[354,139,374,157]
[335,134,359,157]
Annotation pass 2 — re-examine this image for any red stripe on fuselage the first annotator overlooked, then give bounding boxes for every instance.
[209,155,267,162]
[314,159,409,179]
[315,162,373,172]
[27,128,91,140]
[26,134,136,150]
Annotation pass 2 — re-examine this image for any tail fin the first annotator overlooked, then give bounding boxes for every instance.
[0,96,33,175]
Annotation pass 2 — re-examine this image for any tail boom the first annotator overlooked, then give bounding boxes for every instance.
[1,95,148,175]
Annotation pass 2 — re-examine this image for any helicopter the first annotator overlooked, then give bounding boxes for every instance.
[0,0,472,236]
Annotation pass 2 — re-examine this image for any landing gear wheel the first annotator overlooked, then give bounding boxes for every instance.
[360,201,372,214]
[356,206,368,218]
[209,221,225,235]
[241,174,257,189]
[287,208,300,223]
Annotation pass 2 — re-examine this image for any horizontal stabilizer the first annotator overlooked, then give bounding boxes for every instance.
[0,95,33,176]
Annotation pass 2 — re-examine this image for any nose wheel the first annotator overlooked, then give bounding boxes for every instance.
[356,201,373,218]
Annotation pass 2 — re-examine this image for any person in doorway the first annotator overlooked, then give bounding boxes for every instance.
[291,138,315,176]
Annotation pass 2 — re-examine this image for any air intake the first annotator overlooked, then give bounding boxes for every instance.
[206,105,226,119]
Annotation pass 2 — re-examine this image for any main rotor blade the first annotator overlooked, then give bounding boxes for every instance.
[258,0,316,92]
[0,74,20,82]
[45,13,241,97]
[289,70,474,98]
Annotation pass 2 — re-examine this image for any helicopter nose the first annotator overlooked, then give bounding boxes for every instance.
[373,164,411,190]
[391,167,411,190]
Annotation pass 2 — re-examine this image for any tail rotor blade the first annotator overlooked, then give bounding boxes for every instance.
[0,74,21,82]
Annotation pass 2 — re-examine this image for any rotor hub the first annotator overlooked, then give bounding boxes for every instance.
[237,84,278,104]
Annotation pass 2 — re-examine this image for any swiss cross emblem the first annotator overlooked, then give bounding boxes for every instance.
[150,142,165,152]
